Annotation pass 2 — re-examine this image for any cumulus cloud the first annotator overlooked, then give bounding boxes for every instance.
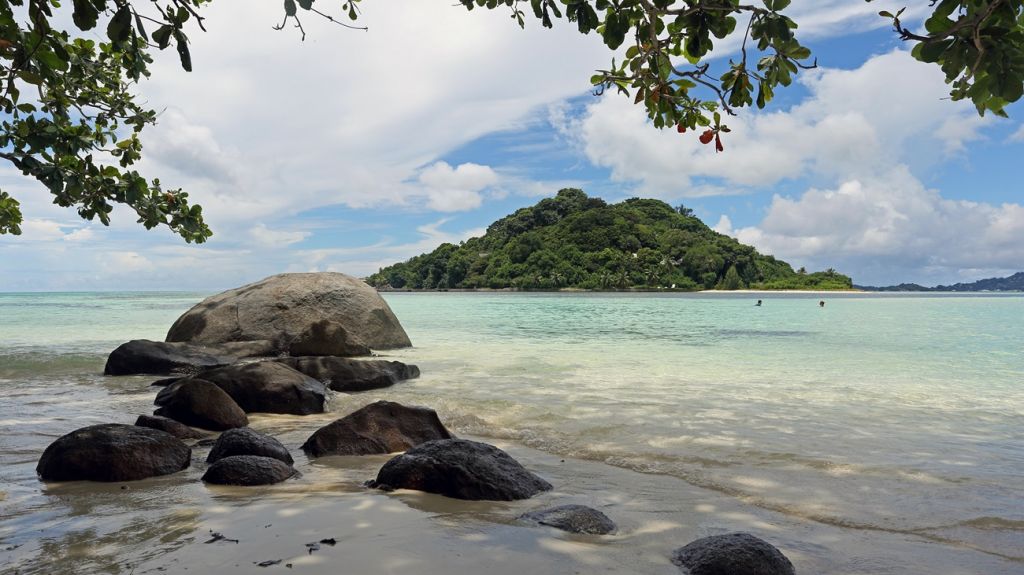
[560,51,986,198]
[729,167,1024,284]
[417,162,499,211]
[1009,124,1024,143]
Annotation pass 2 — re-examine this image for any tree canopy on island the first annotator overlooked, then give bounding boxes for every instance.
[366,188,853,291]
[1,0,1022,239]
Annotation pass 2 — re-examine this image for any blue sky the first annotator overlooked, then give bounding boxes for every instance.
[1,1,1023,290]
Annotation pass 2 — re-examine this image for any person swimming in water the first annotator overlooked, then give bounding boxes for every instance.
[819,300,825,307]
[756,299,762,306]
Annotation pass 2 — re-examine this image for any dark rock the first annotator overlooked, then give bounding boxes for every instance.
[207,427,293,465]
[202,455,298,486]
[104,339,277,376]
[151,376,183,387]
[189,362,327,415]
[279,357,420,392]
[134,414,205,439]
[287,320,371,357]
[165,272,411,350]
[670,533,795,575]
[154,379,249,431]
[520,505,616,535]
[37,424,191,482]
[368,439,551,501]
[301,400,453,457]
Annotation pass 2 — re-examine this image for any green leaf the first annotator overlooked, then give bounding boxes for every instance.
[153,25,173,49]
[298,0,314,9]
[72,0,99,30]
[175,31,192,72]
[285,0,297,17]
[106,5,132,44]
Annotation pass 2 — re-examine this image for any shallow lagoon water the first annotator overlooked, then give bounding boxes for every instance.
[1,291,1022,574]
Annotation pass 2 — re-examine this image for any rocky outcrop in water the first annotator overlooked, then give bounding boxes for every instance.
[670,533,795,575]
[154,379,249,431]
[520,505,617,535]
[368,438,552,501]
[279,357,420,392]
[184,362,327,415]
[202,455,299,486]
[287,320,371,357]
[207,427,293,465]
[165,272,411,352]
[37,424,191,482]
[134,414,206,439]
[302,401,453,457]
[104,339,277,376]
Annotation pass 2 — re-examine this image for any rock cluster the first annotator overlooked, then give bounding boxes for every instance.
[37,272,799,572]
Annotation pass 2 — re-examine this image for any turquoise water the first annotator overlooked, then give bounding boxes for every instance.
[1,291,1023,573]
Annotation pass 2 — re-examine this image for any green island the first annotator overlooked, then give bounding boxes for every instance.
[367,189,852,291]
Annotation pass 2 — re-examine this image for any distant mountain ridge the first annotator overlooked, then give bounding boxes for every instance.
[367,189,852,291]
[857,272,1024,292]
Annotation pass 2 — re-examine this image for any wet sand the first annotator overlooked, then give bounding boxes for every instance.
[3,417,1020,575]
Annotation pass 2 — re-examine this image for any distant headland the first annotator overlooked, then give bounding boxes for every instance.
[857,272,1024,292]
[366,189,851,292]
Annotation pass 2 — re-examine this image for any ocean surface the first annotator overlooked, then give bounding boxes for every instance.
[1,291,1022,574]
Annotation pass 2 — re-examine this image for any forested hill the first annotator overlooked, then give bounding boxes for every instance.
[367,189,852,291]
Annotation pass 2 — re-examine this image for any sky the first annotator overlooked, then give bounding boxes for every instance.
[1,1,1023,291]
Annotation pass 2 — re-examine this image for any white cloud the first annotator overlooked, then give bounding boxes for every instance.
[417,162,498,212]
[62,227,95,242]
[728,167,1024,285]
[248,223,310,248]
[560,51,985,198]
[1009,124,1024,142]
[713,215,733,235]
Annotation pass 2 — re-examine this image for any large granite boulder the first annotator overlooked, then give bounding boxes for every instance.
[165,273,411,352]
[301,401,453,457]
[368,439,552,501]
[104,339,277,376]
[670,533,795,575]
[287,320,371,357]
[279,357,420,392]
[520,505,617,535]
[37,424,191,482]
[188,362,327,415]
[202,455,299,486]
[207,427,293,465]
[134,414,206,440]
[154,379,249,431]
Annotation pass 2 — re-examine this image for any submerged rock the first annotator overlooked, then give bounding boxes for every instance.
[279,357,420,392]
[188,362,327,415]
[287,320,371,357]
[37,424,191,482]
[207,427,293,465]
[202,455,298,486]
[520,505,616,535]
[104,339,276,376]
[301,400,453,457]
[154,379,249,431]
[165,272,411,351]
[368,438,552,501]
[134,414,206,440]
[670,533,795,575]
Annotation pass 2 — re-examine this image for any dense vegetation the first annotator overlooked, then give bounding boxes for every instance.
[367,189,852,291]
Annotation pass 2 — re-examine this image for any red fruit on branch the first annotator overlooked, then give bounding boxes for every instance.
[677,123,686,133]
[699,130,715,144]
